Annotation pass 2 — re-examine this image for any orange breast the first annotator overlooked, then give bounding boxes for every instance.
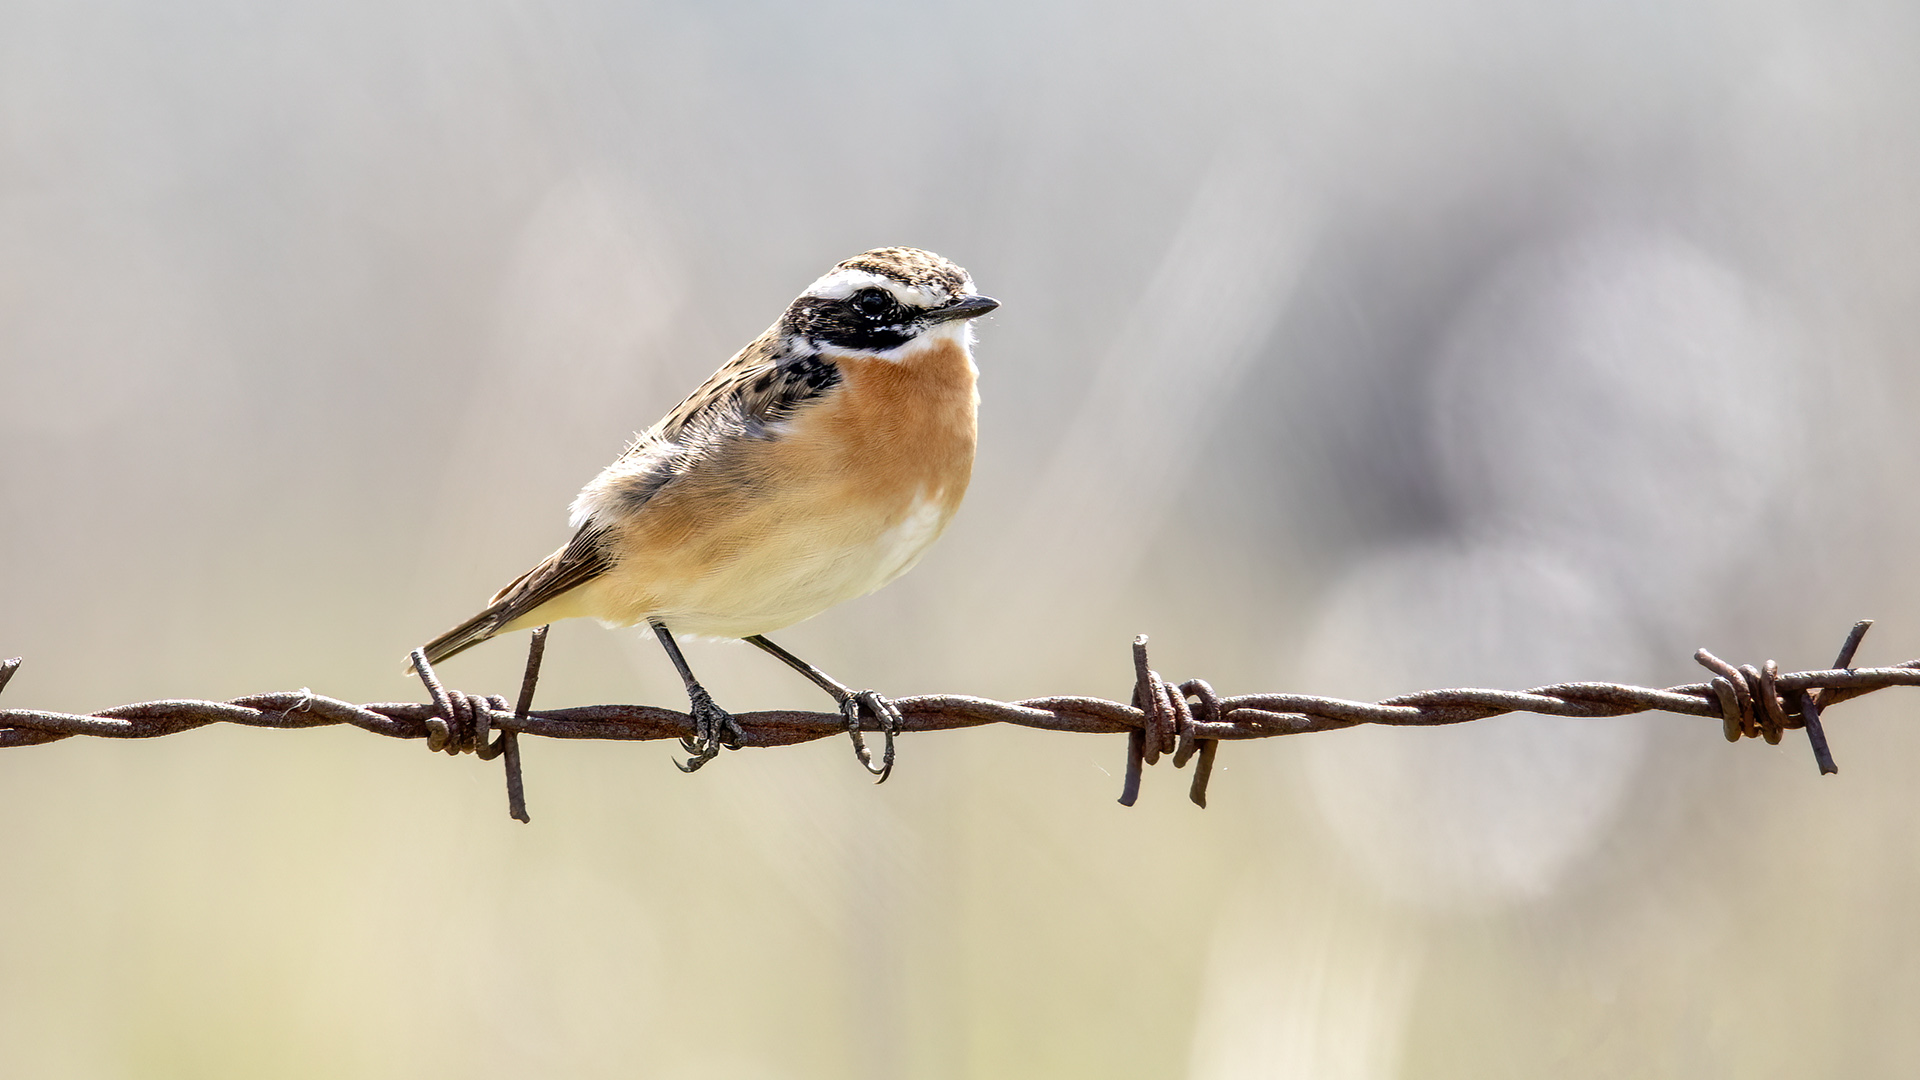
[578,336,979,634]
[794,337,978,517]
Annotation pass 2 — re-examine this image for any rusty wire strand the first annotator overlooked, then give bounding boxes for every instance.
[1,621,1909,817]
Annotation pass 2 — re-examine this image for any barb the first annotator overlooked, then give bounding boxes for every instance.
[3,622,1914,818]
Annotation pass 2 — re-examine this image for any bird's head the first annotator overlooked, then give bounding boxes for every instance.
[784,247,998,358]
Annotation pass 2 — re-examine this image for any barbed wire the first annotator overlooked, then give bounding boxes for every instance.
[2,621,1910,821]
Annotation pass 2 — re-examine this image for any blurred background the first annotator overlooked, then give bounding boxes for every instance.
[5,0,1920,1076]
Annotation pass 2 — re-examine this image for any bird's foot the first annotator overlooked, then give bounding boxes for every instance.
[841,689,900,783]
[675,685,745,773]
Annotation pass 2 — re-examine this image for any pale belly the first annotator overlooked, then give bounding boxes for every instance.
[579,490,956,639]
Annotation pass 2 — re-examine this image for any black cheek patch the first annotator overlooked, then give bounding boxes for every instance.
[821,325,913,351]
[789,297,917,353]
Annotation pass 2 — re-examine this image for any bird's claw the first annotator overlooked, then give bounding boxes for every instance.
[675,686,744,773]
[841,689,900,782]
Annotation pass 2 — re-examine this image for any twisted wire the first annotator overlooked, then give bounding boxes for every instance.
[1,621,1907,816]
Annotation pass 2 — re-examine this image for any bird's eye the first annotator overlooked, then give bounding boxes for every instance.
[851,289,892,318]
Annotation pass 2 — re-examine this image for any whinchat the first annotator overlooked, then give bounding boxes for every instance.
[415,247,997,777]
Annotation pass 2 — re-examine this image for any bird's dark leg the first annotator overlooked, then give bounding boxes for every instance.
[651,619,744,772]
[744,634,898,782]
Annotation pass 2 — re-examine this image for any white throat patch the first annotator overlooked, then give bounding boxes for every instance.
[821,314,979,364]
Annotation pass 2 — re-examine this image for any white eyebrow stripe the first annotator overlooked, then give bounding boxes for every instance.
[801,267,949,308]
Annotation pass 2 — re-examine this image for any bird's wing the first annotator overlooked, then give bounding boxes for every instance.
[641,337,843,449]
[417,335,844,667]
[581,340,845,513]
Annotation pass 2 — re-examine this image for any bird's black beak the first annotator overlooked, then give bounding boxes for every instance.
[926,294,1000,322]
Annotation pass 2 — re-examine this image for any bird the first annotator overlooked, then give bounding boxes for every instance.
[412,247,997,778]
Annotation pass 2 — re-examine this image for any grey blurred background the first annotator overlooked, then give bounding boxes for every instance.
[6,1,1920,1076]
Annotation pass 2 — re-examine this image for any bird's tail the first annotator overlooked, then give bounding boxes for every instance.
[406,603,513,675]
[407,529,605,674]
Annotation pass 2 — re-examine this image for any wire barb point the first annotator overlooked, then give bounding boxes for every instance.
[409,640,536,820]
[1121,636,1223,808]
